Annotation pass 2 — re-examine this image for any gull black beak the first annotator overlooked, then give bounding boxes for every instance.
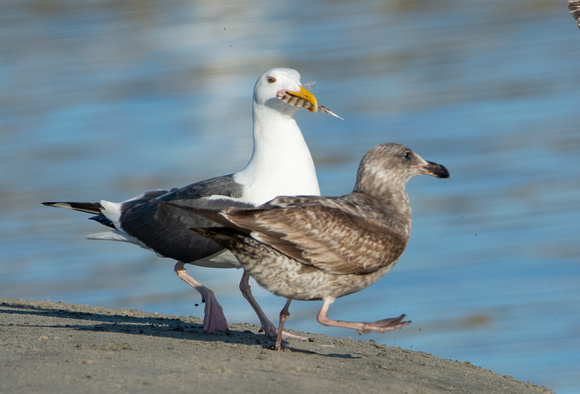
[412,161,450,179]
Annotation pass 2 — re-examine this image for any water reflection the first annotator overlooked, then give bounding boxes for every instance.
[1,1,579,392]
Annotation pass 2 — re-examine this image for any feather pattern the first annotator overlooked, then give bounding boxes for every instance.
[220,197,408,275]
[276,91,344,119]
[165,142,450,302]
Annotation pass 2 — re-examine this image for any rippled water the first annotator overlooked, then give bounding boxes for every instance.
[2,1,579,392]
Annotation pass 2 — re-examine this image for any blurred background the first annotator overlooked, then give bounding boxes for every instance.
[1,0,579,391]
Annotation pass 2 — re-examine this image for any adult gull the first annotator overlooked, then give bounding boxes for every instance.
[161,143,449,349]
[42,68,335,335]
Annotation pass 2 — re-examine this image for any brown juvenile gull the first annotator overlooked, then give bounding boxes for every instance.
[41,68,338,335]
[160,142,449,350]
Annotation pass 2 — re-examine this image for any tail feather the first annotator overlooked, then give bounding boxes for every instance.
[41,201,102,215]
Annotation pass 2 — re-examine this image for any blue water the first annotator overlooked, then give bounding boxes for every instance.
[2,1,579,392]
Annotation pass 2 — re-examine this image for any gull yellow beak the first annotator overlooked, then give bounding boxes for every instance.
[285,85,319,112]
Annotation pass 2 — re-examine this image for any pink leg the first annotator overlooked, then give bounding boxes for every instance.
[317,299,411,335]
[274,299,293,350]
[239,271,309,341]
[174,261,228,333]
[239,271,277,335]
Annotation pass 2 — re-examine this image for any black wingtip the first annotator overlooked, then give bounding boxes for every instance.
[155,200,232,228]
[154,200,202,215]
[191,226,211,237]
[191,226,247,246]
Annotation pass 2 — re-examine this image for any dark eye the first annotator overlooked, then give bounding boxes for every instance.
[267,76,276,84]
[404,151,412,160]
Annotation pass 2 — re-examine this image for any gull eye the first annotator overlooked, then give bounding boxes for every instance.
[404,151,412,160]
[267,76,276,84]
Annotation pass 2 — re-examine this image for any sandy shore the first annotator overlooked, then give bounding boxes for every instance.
[1,298,552,393]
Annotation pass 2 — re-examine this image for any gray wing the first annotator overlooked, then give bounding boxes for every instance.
[119,174,252,263]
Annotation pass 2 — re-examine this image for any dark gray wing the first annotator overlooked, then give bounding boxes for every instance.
[119,174,251,263]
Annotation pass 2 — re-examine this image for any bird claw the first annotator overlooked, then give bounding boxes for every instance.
[260,323,309,341]
[280,331,310,341]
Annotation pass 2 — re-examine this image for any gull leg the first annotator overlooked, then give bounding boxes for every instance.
[174,261,228,333]
[239,271,309,341]
[317,299,411,335]
[274,299,293,350]
[239,270,276,334]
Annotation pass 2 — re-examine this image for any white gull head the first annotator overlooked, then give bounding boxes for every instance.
[235,67,321,204]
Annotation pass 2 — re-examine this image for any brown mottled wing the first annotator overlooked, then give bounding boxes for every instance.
[570,0,580,30]
[222,200,408,275]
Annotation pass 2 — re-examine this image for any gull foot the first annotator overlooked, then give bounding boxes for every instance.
[357,314,411,335]
[259,322,310,341]
[202,298,228,333]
